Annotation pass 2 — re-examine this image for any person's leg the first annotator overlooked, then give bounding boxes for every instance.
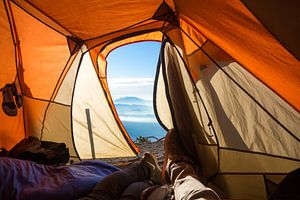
[79,153,162,200]
[170,162,219,200]
[79,162,149,200]
[119,181,151,200]
[163,129,219,200]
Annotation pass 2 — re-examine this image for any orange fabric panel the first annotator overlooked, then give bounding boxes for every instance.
[85,20,165,51]
[26,0,173,39]
[180,18,207,56]
[0,0,16,87]
[51,51,79,101]
[11,3,70,99]
[101,32,163,58]
[175,0,300,111]
[22,96,48,138]
[0,97,25,150]
[88,31,163,77]
[89,49,99,74]
[12,0,71,36]
[0,1,25,149]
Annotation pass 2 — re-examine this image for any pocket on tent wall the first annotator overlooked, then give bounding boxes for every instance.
[72,52,136,159]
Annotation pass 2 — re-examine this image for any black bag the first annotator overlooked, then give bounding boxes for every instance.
[1,136,70,165]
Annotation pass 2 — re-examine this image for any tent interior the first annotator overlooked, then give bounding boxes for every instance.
[0,0,299,199]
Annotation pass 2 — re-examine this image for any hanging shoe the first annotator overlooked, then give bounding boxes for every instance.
[1,84,18,116]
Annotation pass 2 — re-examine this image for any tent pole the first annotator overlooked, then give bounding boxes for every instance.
[85,108,96,159]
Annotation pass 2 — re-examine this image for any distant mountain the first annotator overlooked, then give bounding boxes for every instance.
[114,96,155,122]
[114,96,151,105]
[115,104,151,113]
[113,96,165,139]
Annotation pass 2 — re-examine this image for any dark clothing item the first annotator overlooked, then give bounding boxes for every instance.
[119,182,151,200]
[0,136,69,165]
[79,163,151,200]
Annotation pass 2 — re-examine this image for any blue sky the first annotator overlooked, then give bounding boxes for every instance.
[107,41,161,100]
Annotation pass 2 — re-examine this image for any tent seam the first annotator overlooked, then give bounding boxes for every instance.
[22,0,79,38]
[69,49,86,161]
[22,94,71,107]
[178,24,299,142]
[179,16,300,113]
[4,0,27,138]
[39,54,74,140]
[240,0,299,60]
[152,34,169,131]
[164,35,221,172]
[11,0,68,37]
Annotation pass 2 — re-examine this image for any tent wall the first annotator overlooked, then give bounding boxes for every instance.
[241,0,300,60]
[0,0,25,149]
[41,50,83,159]
[153,61,173,130]
[160,32,300,198]
[174,0,300,111]
[0,0,16,87]
[11,3,70,99]
[181,35,300,160]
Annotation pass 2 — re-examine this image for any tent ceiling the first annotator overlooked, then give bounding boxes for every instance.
[242,0,300,60]
[20,0,174,39]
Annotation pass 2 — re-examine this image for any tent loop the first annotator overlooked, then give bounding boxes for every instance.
[192,86,214,137]
[152,2,179,27]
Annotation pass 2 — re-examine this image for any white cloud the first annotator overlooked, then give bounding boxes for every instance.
[119,116,157,123]
[108,78,154,87]
[107,77,155,100]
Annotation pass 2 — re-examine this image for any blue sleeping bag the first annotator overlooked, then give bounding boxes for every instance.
[0,157,119,200]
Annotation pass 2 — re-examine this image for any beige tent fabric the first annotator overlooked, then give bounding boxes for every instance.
[72,52,136,158]
[219,148,300,173]
[154,62,173,130]
[189,42,300,159]
[41,51,82,158]
[55,50,83,105]
[23,96,47,139]
[162,41,201,160]
[42,103,77,158]
[209,174,267,199]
